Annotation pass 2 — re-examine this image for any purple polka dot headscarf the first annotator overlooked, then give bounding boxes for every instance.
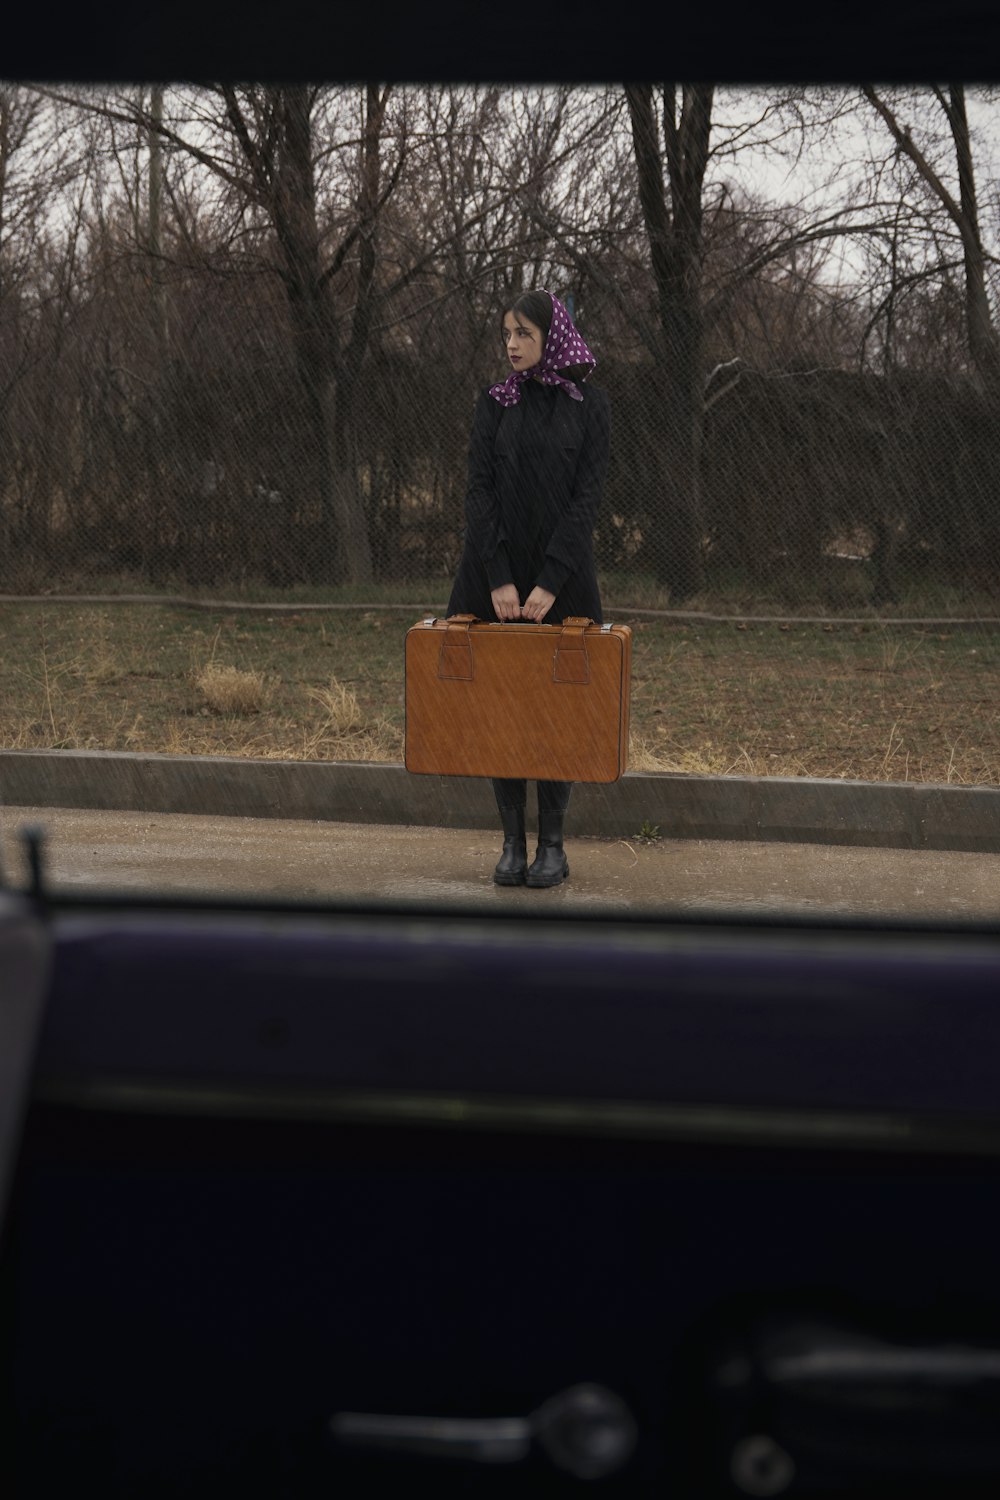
[489,290,596,406]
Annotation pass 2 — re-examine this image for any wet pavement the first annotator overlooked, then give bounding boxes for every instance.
[1,804,998,920]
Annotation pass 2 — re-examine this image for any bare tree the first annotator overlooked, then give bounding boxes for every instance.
[863,84,1000,397]
[0,87,93,577]
[11,82,1000,604]
[624,82,714,598]
[218,83,399,581]
[40,82,411,582]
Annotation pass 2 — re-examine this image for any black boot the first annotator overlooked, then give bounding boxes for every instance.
[494,806,527,886]
[526,811,569,888]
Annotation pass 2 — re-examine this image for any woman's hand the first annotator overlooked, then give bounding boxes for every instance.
[491,583,522,621]
[522,586,556,622]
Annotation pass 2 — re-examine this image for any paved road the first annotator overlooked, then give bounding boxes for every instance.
[2,804,998,920]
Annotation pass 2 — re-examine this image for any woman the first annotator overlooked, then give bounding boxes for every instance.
[446,289,611,889]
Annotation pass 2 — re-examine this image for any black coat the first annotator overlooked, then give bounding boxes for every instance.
[446,378,610,626]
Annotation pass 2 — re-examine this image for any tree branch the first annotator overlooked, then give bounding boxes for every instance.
[861,86,965,231]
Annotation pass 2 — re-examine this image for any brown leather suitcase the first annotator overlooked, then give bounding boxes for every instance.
[404,614,632,783]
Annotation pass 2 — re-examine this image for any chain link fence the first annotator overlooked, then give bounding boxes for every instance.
[4,331,1000,615]
[4,359,1000,623]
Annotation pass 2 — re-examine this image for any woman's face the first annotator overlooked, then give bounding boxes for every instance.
[502,309,545,373]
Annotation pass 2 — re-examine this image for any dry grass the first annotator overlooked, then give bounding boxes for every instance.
[194,662,270,716]
[293,676,400,762]
[2,603,999,784]
[306,678,364,735]
[627,731,811,778]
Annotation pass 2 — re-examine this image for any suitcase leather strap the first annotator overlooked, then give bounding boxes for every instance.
[438,619,475,680]
[553,621,590,685]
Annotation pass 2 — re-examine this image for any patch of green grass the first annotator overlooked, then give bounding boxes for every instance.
[0,571,451,608]
[599,568,1000,621]
[634,820,662,843]
[9,564,1000,620]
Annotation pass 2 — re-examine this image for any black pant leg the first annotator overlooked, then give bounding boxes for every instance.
[492,778,527,811]
[537,780,573,814]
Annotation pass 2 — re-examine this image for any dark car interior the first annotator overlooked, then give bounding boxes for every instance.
[4,824,1000,1497]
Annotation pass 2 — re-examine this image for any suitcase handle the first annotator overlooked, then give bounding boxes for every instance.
[443,614,597,628]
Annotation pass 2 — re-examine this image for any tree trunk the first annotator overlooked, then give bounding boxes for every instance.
[626,83,712,600]
[326,83,391,586]
[652,305,703,598]
[330,380,374,585]
[948,84,1000,398]
[273,86,373,584]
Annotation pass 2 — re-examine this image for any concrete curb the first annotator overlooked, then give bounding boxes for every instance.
[2,749,1000,853]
